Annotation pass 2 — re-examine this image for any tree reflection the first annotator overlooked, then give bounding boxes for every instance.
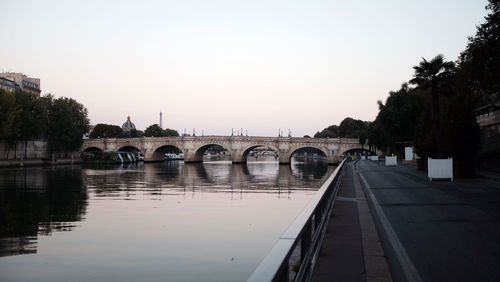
[0,166,87,257]
[0,160,333,258]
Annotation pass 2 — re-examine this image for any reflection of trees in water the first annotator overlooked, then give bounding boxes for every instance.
[0,167,87,257]
[0,160,333,257]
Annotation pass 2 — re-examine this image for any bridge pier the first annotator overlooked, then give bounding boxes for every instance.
[184,149,203,163]
[231,152,246,164]
[327,155,340,165]
[278,154,290,165]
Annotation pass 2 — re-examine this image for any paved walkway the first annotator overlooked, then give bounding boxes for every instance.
[313,160,500,282]
[312,162,392,282]
[356,160,500,282]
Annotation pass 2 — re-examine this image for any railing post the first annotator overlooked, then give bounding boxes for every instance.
[301,222,312,262]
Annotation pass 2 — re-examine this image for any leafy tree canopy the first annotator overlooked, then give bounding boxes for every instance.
[144,124,179,137]
[90,124,123,138]
[0,89,19,140]
[0,90,89,153]
[12,91,48,140]
[314,125,339,138]
[367,84,425,153]
[48,96,90,152]
[314,118,367,139]
[458,0,500,106]
[163,128,180,137]
[144,124,163,137]
[128,129,143,138]
[314,118,368,147]
[339,117,367,138]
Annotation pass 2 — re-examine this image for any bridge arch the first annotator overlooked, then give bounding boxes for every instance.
[81,142,106,153]
[188,143,231,163]
[287,146,329,163]
[151,145,183,161]
[236,144,280,163]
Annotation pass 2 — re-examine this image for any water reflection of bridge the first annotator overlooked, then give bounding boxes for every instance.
[0,160,333,257]
[142,160,335,195]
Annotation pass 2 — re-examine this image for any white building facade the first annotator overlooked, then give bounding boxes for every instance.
[0,72,41,95]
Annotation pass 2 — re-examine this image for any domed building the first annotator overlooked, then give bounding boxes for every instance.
[122,116,136,133]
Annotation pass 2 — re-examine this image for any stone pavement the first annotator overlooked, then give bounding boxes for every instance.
[313,159,500,282]
[360,160,499,282]
[312,161,392,282]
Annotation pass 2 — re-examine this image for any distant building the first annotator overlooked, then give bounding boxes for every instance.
[122,116,136,133]
[0,72,41,95]
[0,77,20,92]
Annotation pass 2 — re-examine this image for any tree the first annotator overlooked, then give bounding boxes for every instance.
[129,129,143,138]
[144,124,179,137]
[367,84,425,153]
[339,117,366,138]
[458,0,500,106]
[144,124,163,137]
[13,90,48,140]
[409,55,455,158]
[47,97,90,153]
[90,124,123,138]
[0,89,19,140]
[163,128,179,136]
[456,0,500,170]
[314,125,339,138]
[367,119,391,152]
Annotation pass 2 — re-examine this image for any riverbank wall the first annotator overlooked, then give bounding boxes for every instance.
[0,140,80,167]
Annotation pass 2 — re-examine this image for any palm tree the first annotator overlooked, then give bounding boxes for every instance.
[410,54,454,158]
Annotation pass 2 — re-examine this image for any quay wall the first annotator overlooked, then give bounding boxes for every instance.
[0,140,79,160]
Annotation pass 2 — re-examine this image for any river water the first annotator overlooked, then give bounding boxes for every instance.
[0,158,334,282]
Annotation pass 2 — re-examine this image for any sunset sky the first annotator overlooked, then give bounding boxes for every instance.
[0,0,489,136]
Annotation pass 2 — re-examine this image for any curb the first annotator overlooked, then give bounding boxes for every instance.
[355,161,423,282]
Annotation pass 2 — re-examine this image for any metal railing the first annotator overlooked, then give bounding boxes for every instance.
[248,159,347,282]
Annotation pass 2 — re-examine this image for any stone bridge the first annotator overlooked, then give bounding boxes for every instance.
[81,136,376,164]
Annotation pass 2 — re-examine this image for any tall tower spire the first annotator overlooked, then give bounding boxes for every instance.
[159,111,163,129]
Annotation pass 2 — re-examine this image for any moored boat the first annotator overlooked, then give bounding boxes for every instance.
[164,153,184,160]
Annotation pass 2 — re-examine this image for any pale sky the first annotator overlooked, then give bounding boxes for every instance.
[0,0,488,137]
